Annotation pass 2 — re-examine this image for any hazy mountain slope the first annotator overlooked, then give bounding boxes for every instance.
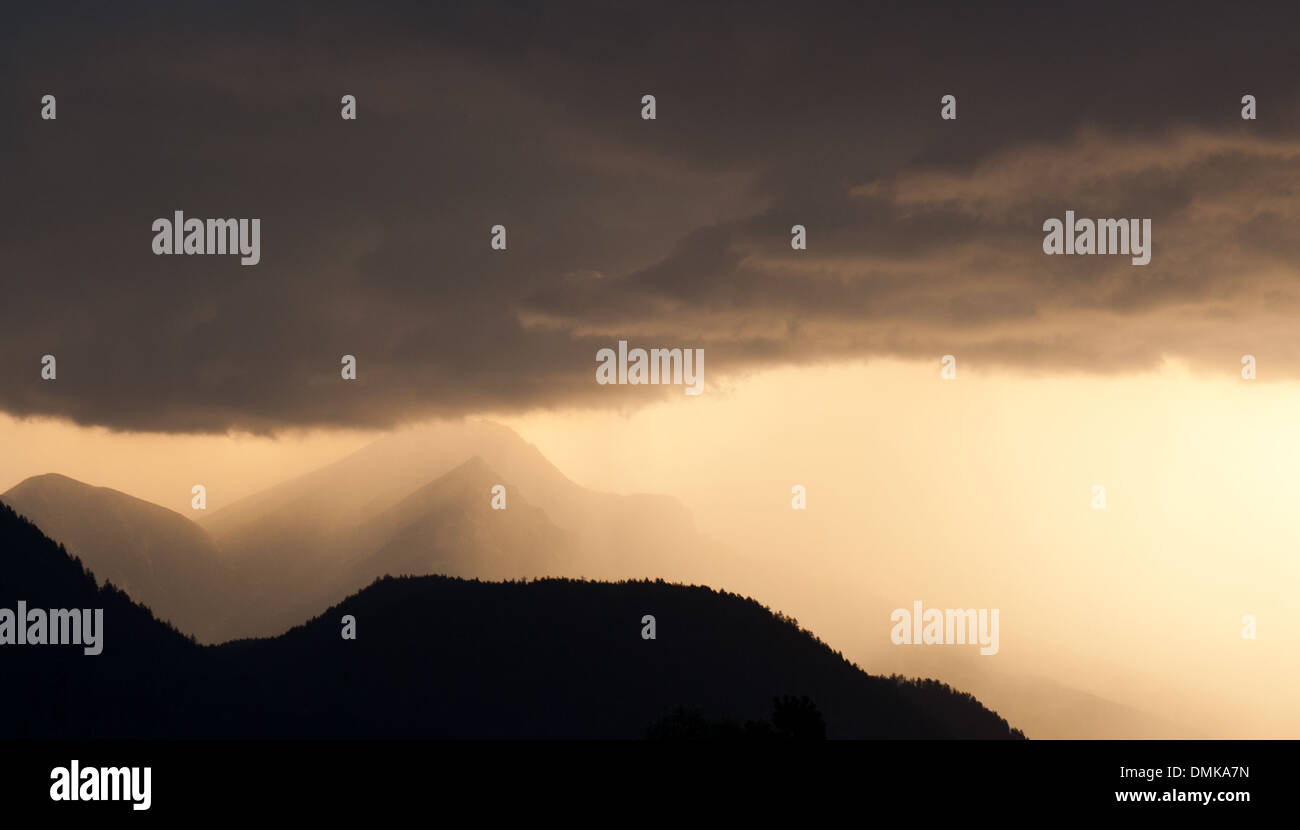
[344,456,571,583]
[199,420,714,637]
[855,636,1201,739]
[0,504,1023,740]
[977,674,1199,740]
[204,420,700,569]
[237,456,575,637]
[198,420,541,556]
[1,473,241,643]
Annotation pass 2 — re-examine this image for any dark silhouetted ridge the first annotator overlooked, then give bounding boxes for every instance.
[0,504,1023,740]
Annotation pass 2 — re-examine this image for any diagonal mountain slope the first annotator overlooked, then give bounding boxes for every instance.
[1,473,241,643]
[236,456,576,638]
[198,420,716,638]
[342,455,571,584]
[202,419,703,577]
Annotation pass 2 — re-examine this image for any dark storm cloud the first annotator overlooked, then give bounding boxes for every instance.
[3,1,1300,432]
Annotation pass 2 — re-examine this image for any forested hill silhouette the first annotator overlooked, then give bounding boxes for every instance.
[0,504,1024,740]
[0,503,198,738]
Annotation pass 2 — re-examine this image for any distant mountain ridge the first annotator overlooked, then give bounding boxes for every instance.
[202,420,701,581]
[245,455,577,635]
[0,503,1025,740]
[0,473,241,642]
[195,420,715,639]
[344,455,571,583]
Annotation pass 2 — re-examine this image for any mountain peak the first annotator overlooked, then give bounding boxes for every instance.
[4,472,182,522]
[7,471,100,496]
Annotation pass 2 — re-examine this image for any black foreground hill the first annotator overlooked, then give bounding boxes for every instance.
[0,504,1024,739]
